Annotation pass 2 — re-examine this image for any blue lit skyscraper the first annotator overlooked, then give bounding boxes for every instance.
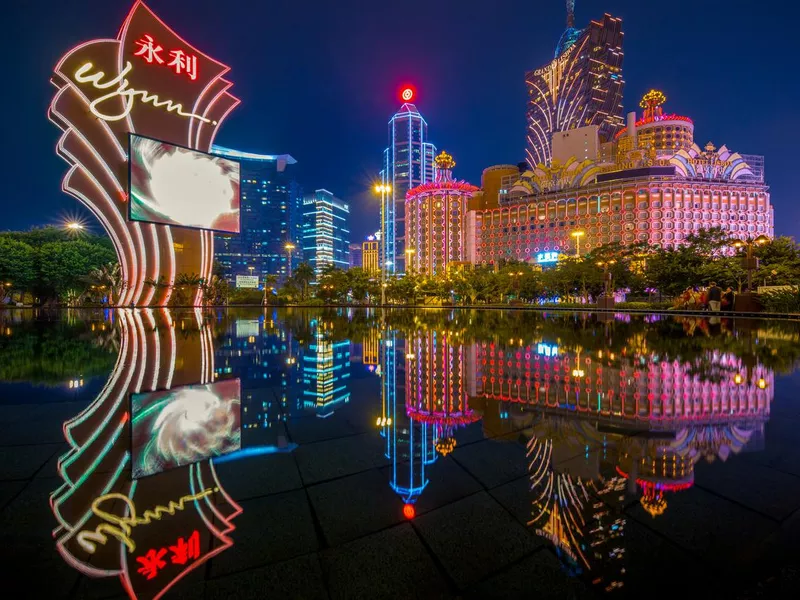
[303,190,350,275]
[213,145,302,284]
[381,95,436,276]
[302,189,350,276]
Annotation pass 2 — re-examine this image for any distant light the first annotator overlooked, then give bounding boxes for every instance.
[400,86,415,102]
[403,503,416,519]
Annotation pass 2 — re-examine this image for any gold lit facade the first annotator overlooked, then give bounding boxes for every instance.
[405,152,479,276]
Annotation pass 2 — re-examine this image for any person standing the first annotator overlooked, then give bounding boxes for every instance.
[708,282,722,312]
[722,287,734,310]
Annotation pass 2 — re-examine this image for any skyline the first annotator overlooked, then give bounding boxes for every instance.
[3,0,799,245]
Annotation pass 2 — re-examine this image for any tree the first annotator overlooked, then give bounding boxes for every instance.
[38,240,116,304]
[0,238,36,302]
[293,263,315,301]
[84,262,125,304]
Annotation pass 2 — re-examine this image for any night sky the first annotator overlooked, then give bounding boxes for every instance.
[3,0,798,244]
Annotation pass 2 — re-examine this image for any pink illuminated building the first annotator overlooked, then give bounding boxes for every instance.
[468,91,773,266]
[405,151,479,276]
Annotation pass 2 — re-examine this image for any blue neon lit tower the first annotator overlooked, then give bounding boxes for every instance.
[381,99,436,276]
[302,189,351,276]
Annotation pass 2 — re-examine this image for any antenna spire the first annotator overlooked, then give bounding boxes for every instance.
[566,0,575,28]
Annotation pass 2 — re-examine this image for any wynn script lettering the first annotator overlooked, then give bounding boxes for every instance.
[72,62,215,124]
[76,487,216,554]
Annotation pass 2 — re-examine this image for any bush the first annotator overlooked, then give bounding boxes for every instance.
[228,288,263,305]
[759,288,800,314]
[614,301,652,310]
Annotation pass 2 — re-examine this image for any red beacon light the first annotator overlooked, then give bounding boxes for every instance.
[402,503,416,519]
[399,86,415,103]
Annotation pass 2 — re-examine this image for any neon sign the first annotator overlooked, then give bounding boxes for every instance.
[134,34,198,80]
[537,251,559,263]
[136,530,200,579]
[76,487,216,553]
[537,343,558,357]
[50,0,239,307]
[401,87,414,102]
[73,62,213,123]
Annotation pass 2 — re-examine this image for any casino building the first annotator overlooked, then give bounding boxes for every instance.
[405,151,479,277]
[525,1,625,168]
[468,91,773,265]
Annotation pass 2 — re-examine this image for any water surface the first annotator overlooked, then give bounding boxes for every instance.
[2,308,800,598]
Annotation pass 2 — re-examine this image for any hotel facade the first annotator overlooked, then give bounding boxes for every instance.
[464,91,772,267]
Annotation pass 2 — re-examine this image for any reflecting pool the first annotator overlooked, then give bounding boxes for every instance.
[2,308,800,598]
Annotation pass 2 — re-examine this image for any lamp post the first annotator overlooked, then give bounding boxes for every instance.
[731,235,769,311]
[596,259,617,308]
[570,230,585,257]
[374,184,391,306]
[405,248,415,276]
[284,242,296,279]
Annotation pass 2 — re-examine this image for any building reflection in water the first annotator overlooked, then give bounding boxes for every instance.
[382,314,777,592]
[51,309,242,599]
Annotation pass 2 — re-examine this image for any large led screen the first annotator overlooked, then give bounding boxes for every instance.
[131,379,241,479]
[129,134,241,233]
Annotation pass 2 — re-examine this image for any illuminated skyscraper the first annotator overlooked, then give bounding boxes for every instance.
[302,189,350,276]
[525,2,624,167]
[406,151,479,277]
[381,89,437,275]
[362,237,380,274]
[212,146,302,284]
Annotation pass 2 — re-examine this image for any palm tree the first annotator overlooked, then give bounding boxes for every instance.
[84,262,124,305]
[292,263,315,301]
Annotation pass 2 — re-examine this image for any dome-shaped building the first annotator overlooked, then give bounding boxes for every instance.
[405,151,479,277]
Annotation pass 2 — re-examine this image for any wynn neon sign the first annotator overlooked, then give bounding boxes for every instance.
[49,0,239,307]
[73,62,213,123]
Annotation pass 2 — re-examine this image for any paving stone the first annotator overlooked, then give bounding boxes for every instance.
[321,524,450,599]
[450,438,528,489]
[627,485,776,572]
[210,489,319,577]
[213,452,303,501]
[694,457,800,521]
[488,475,531,526]
[295,433,389,485]
[206,553,327,600]
[467,549,594,599]
[0,443,63,480]
[414,492,541,589]
[308,468,404,546]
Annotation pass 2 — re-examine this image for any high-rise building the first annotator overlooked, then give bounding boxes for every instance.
[406,151,478,277]
[381,91,437,276]
[471,91,773,264]
[302,189,350,275]
[348,243,363,269]
[525,2,624,168]
[362,236,380,274]
[212,146,302,284]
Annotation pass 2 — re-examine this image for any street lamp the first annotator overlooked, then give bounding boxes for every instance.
[284,242,296,279]
[64,221,85,236]
[731,235,769,291]
[570,230,585,257]
[405,248,415,275]
[373,184,391,305]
